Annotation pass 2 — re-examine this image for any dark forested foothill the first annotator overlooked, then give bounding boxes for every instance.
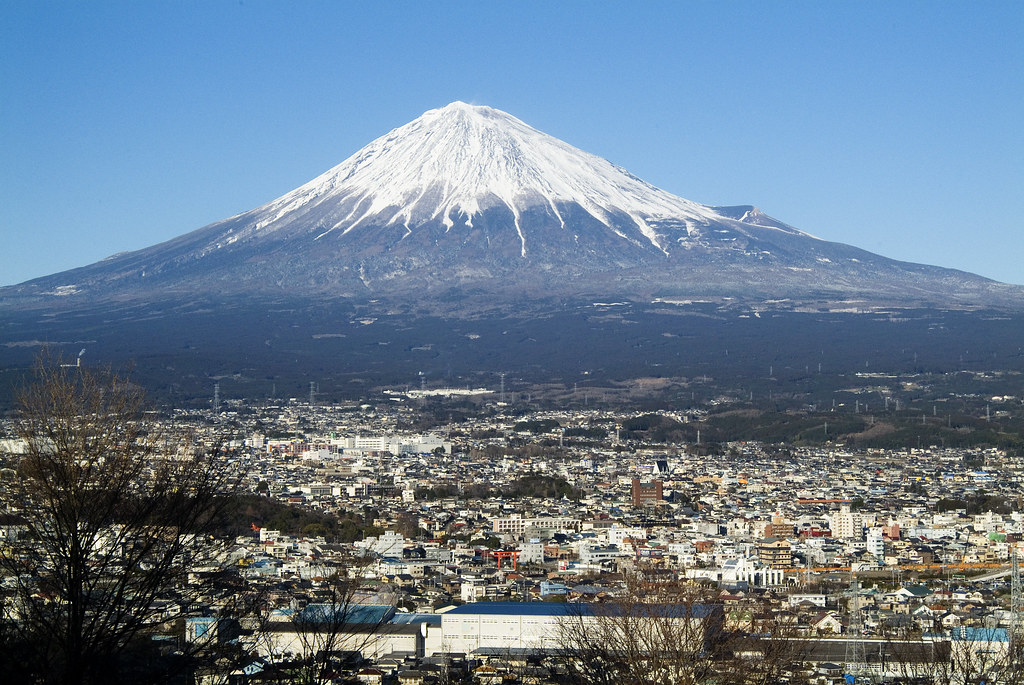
[212,494,386,543]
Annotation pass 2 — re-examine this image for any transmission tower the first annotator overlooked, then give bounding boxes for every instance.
[213,382,220,414]
[499,373,505,403]
[1012,546,1023,653]
[844,570,865,680]
[309,381,315,406]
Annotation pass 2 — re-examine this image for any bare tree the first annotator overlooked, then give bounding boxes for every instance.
[936,628,1018,685]
[880,627,1024,685]
[719,607,815,685]
[555,573,728,685]
[1002,637,1024,685]
[250,556,399,685]
[878,634,950,684]
[0,353,241,685]
[553,571,821,684]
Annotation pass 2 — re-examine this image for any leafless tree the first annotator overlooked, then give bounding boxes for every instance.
[1002,637,1024,685]
[719,608,815,685]
[0,352,242,684]
[250,556,399,685]
[877,634,949,684]
[880,628,1024,685]
[553,570,822,684]
[554,572,728,685]
[937,630,1022,685]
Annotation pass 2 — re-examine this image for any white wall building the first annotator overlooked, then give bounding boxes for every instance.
[866,528,885,557]
[438,601,717,657]
[491,514,581,537]
[830,504,864,540]
[518,540,544,565]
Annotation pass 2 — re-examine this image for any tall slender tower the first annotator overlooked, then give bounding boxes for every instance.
[844,570,865,679]
[309,381,315,406]
[213,382,220,414]
[1012,546,1022,654]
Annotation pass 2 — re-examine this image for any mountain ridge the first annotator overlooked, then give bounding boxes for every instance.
[2,101,1022,310]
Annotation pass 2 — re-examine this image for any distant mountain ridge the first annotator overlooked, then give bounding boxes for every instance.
[3,101,1022,309]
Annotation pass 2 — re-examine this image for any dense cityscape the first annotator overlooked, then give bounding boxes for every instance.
[4,4,1021,685]
[3,366,1022,684]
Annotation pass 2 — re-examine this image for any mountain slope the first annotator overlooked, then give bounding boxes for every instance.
[3,102,1021,309]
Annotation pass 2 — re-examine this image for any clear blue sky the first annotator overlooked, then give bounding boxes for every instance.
[2,1,1021,286]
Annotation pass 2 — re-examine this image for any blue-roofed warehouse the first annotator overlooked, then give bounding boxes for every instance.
[254,600,722,663]
[440,601,722,656]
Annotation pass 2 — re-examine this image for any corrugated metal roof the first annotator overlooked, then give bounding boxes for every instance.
[445,601,718,618]
[391,613,442,626]
[446,602,579,616]
[298,603,395,624]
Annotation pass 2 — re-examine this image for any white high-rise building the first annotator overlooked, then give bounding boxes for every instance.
[831,504,864,540]
[519,540,544,565]
[866,528,885,557]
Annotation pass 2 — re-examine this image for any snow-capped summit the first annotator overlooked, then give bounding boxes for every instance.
[4,102,1018,308]
[258,101,728,254]
[223,101,806,259]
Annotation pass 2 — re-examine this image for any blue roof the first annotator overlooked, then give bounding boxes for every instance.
[445,601,719,619]
[391,613,442,626]
[446,601,577,617]
[298,603,395,624]
[953,627,1009,642]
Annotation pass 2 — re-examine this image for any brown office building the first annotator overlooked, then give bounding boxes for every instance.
[631,478,663,507]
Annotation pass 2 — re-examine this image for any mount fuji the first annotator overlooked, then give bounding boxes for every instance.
[4,102,1020,309]
[3,102,1024,404]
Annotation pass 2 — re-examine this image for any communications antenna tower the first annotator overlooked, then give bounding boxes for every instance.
[213,383,220,414]
[309,381,315,406]
[844,568,865,681]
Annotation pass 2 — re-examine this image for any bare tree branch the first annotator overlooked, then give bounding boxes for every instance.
[0,351,243,685]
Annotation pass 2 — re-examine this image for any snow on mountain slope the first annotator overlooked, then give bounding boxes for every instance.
[226,102,811,257]
[6,101,1021,310]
